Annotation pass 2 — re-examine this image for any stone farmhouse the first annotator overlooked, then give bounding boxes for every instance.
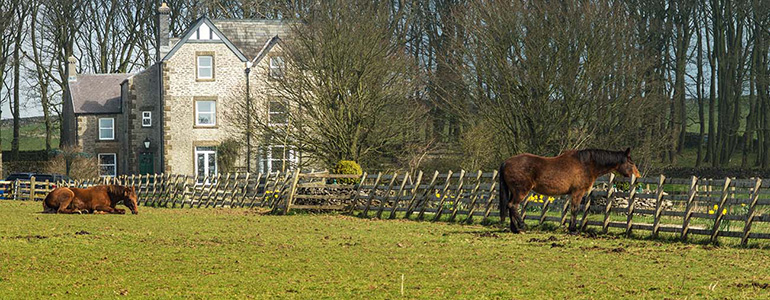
[63,3,296,178]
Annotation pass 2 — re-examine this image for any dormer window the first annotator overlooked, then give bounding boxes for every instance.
[269,56,284,79]
[197,54,214,80]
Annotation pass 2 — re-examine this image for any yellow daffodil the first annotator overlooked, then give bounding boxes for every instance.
[713,204,718,210]
[722,208,727,215]
[709,209,715,214]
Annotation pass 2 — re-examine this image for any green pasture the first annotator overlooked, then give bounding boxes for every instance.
[2,201,770,299]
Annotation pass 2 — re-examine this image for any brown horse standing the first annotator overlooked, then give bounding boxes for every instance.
[43,185,139,214]
[499,148,640,233]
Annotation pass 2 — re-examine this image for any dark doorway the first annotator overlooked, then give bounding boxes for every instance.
[139,152,154,175]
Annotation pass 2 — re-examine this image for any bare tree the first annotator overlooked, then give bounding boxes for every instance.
[232,0,426,169]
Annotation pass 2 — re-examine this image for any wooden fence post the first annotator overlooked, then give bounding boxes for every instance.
[462,171,485,224]
[405,171,437,219]
[625,174,639,237]
[283,169,302,214]
[375,172,399,219]
[601,173,616,233]
[578,179,597,232]
[390,172,415,219]
[260,171,281,208]
[651,175,667,238]
[270,173,293,211]
[346,172,368,214]
[481,170,499,224]
[360,172,383,217]
[741,178,763,246]
[430,170,455,221]
[710,178,732,243]
[680,176,699,240]
[448,170,471,222]
[29,176,36,201]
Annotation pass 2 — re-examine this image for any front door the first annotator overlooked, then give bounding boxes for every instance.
[139,152,154,175]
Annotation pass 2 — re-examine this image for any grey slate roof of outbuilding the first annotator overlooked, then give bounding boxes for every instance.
[69,74,132,114]
[212,19,290,60]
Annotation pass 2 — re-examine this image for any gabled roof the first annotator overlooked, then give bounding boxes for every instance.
[163,16,248,62]
[252,35,282,65]
[212,19,290,61]
[69,74,132,114]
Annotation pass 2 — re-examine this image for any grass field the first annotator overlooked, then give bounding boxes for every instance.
[0,121,59,151]
[2,201,770,298]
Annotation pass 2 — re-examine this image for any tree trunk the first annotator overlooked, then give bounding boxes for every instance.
[696,13,705,168]
[11,22,22,161]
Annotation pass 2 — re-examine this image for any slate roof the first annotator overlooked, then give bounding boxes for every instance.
[69,74,132,114]
[212,19,290,61]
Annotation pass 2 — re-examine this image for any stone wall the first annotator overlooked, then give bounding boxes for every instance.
[76,114,124,175]
[162,41,260,175]
[125,64,162,174]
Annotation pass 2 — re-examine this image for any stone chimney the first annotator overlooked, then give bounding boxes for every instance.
[67,56,77,82]
[157,2,171,62]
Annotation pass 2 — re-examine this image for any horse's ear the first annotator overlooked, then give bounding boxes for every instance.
[131,186,136,192]
[624,147,631,156]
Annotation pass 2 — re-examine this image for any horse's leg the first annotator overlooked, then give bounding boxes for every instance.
[56,193,83,214]
[568,190,586,233]
[508,189,529,233]
[94,205,125,214]
[513,190,530,231]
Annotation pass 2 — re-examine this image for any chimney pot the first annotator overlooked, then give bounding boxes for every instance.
[158,2,170,14]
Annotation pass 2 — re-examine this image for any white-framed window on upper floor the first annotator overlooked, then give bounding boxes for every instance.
[98,118,114,140]
[98,153,117,177]
[268,100,288,127]
[195,100,216,126]
[269,56,284,79]
[197,54,214,80]
[142,111,152,127]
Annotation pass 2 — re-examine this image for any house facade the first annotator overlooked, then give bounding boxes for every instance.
[64,3,296,178]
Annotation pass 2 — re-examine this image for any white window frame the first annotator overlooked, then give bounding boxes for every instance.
[195,146,217,184]
[268,100,288,127]
[98,118,114,140]
[197,55,214,80]
[195,100,216,126]
[142,111,152,127]
[98,153,117,177]
[269,56,284,79]
[260,144,297,174]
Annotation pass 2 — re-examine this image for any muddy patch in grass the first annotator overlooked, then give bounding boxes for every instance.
[735,282,770,289]
[528,236,560,243]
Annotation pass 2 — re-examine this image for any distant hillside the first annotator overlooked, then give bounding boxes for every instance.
[0,117,60,151]
[0,116,58,127]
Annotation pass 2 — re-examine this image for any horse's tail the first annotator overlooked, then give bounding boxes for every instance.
[499,163,509,223]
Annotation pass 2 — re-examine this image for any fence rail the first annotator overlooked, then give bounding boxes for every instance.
[6,171,770,245]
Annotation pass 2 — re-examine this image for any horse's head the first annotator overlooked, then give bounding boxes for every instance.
[122,186,139,214]
[616,148,641,178]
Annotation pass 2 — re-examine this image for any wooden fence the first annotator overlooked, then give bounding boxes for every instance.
[6,171,770,245]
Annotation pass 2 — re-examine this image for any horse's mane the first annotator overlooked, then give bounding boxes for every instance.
[106,185,130,197]
[574,149,627,168]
